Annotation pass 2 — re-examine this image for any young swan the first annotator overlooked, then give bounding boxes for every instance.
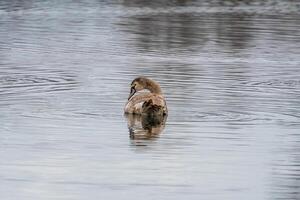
[124,77,167,116]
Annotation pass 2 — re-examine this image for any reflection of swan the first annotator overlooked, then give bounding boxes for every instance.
[124,77,168,116]
[125,114,167,140]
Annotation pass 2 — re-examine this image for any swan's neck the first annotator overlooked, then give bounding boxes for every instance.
[146,80,162,94]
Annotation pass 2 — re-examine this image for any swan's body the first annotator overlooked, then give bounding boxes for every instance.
[124,77,167,116]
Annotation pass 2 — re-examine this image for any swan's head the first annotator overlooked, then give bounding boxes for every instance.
[128,77,145,100]
[127,77,162,100]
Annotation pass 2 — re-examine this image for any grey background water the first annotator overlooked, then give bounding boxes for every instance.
[1,0,300,199]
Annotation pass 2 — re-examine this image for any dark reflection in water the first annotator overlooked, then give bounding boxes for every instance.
[125,114,167,141]
[118,13,208,53]
[214,14,254,51]
[120,4,254,54]
[121,0,261,7]
[122,0,188,7]
[1,0,300,200]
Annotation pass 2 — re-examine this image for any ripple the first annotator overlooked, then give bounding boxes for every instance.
[245,79,300,89]
[0,71,78,97]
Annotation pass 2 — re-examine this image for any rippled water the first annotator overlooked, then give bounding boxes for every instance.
[1,0,300,199]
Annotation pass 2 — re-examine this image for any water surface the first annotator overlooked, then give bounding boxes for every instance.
[1,0,300,199]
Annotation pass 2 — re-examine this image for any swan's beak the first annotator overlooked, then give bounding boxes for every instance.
[128,87,136,100]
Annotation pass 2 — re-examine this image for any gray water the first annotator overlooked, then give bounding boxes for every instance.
[1,0,300,199]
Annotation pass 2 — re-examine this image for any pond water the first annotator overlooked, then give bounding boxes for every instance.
[1,0,300,199]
